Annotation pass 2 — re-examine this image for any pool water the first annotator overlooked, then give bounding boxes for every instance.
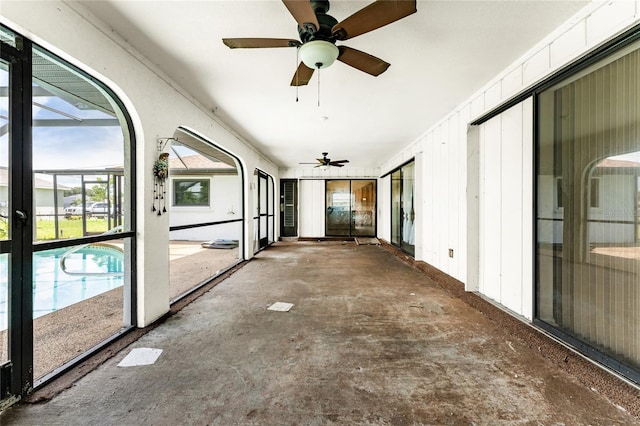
[0,245,124,330]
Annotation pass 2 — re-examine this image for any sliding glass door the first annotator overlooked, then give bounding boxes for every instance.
[325,180,376,237]
[391,161,415,256]
[536,38,640,379]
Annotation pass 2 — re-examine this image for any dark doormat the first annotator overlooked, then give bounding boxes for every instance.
[355,237,380,245]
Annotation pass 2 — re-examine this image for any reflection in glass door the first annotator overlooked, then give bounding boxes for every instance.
[391,161,415,256]
[325,180,376,237]
[326,180,351,236]
[0,60,10,379]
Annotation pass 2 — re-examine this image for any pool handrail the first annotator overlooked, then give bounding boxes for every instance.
[59,226,125,276]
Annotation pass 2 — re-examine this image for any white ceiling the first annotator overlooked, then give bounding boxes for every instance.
[73,0,589,169]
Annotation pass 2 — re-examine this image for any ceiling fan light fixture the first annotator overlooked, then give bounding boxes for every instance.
[299,40,339,69]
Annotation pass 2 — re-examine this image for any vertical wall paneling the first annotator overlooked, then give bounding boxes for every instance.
[299,179,325,238]
[521,98,534,320]
[458,105,471,283]
[435,125,445,267]
[448,113,460,278]
[586,0,637,46]
[423,133,435,265]
[466,125,481,292]
[478,124,487,294]
[378,175,391,241]
[477,99,533,317]
[414,152,424,260]
[500,104,524,314]
[439,121,450,271]
[480,115,503,302]
[378,0,640,321]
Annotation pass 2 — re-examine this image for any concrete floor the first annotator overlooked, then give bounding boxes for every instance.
[1,241,639,425]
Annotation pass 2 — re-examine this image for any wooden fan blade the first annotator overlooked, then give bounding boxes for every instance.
[330,163,345,167]
[332,0,416,41]
[330,160,349,164]
[282,0,319,33]
[223,38,300,49]
[291,62,315,86]
[338,46,390,76]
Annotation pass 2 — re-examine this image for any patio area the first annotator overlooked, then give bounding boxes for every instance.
[0,241,241,381]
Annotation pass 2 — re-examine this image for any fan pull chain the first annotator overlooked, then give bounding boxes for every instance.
[295,48,300,102]
[317,66,320,107]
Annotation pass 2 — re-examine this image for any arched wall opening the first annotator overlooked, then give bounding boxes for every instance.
[0,23,137,400]
[167,127,245,301]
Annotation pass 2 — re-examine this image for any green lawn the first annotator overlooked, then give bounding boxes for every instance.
[36,217,115,240]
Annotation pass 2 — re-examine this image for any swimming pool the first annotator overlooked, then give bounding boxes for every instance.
[0,244,124,330]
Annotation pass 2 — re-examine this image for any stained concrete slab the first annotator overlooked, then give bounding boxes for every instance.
[1,241,638,425]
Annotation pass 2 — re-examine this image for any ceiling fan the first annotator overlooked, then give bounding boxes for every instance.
[300,152,349,168]
[222,0,417,86]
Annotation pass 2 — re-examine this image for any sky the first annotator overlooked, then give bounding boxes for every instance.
[0,65,125,187]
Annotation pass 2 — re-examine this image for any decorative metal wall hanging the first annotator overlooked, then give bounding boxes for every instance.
[152,151,170,215]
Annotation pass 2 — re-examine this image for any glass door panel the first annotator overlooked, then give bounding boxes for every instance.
[0,59,11,378]
[401,163,415,255]
[0,59,7,367]
[0,254,6,365]
[326,180,351,236]
[0,62,7,244]
[326,180,377,237]
[351,180,376,237]
[390,162,415,255]
[31,46,129,381]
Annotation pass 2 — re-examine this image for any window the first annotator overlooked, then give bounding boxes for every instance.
[173,179,210,206]
[536,38,640,381]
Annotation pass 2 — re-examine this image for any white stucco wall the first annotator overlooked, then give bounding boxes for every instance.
[1,1,279,326]
[380,0,640,319]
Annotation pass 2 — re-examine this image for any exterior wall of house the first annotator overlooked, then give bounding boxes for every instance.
[1,1,279,327]
[380,0,640,319]
[169,174,242,241]
[33,187,65,217]
[477,100,534,318]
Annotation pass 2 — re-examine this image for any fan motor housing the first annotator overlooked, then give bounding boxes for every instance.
[298,2,338,43]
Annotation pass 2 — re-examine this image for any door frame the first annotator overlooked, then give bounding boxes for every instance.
[0,35,35,401]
